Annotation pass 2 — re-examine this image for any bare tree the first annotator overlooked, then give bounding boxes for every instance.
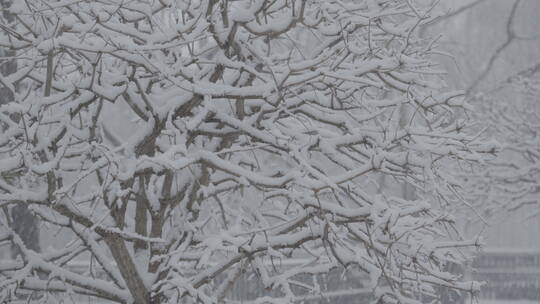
[432,0,540,219]
[0,0,40,259]
[0,1,489,303]
[461,65,540,217]
[428,0,540,92]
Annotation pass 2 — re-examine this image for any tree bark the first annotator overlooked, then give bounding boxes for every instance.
[105,237,150,304]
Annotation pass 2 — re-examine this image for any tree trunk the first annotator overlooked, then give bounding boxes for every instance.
[105,237,151,304]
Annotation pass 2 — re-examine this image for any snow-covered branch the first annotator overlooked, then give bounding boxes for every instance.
[0,1,487,303]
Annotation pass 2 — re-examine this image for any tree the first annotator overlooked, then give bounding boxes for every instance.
[428,0,540,228]
[0,0,41,259]
[424,0,540,92]
[462,64,540,218]
[0,1,488,303]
